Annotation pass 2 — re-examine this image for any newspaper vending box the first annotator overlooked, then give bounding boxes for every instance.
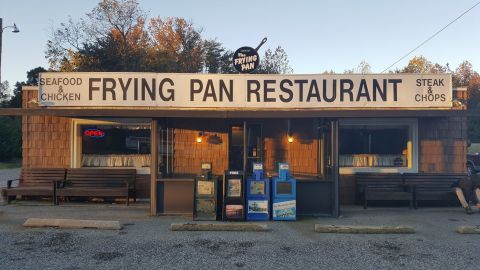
[246,162,270,221]
[272,163,296,221]
[222,170,245,221]
[193,163,217,221]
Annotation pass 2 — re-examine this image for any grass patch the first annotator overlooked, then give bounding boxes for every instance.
[0,160,21,169]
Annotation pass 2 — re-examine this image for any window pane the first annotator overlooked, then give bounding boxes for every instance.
[81,124,150,167]
[339,125,409,167]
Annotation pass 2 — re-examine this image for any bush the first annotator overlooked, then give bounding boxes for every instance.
[0,116,22,161]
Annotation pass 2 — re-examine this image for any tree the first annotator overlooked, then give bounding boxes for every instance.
[344,60,372,74]
[219,50,236,74]
[401,56,447,74]
[0,81,10,107]
[149,17,204,73]
[454,61,477,87]
[46,0,147,71]
[26,67,47,85]
[256,46,293,74]
[203,39,224,73]
[0,116,21,161]
[45,0,291,75]
[357,60,372,74]
[402,56,432,73]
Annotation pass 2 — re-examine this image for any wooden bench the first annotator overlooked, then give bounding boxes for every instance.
[3,168,66,204]
[56,168,136,205]
[356,173,414,209]
[403,173,467,207]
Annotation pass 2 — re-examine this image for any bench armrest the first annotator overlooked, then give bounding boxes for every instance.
[53,179,66,188]
[7,179,20,188]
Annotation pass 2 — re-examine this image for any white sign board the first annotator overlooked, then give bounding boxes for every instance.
[38,72,452,108]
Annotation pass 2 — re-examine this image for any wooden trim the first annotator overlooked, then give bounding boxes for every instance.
[0,108,468,118]
[150,119,159,216]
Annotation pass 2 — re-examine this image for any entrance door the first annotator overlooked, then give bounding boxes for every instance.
[228,123,262,172]
[229,125,244,171]
[296,119,339,217]
[319,119,339,216]
[318,119,338,181]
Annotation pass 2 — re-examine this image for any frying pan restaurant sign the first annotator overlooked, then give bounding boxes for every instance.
[38,72,452,108]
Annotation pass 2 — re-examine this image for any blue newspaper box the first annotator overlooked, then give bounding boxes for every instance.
[246,162,270,221]
[272,163,296,221]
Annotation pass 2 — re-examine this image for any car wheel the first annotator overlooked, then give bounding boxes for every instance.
[467,163,475,176]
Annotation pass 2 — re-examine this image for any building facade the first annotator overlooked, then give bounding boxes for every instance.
[10,73,467,216]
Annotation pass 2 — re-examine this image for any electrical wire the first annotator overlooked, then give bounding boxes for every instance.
[382,1,480,73]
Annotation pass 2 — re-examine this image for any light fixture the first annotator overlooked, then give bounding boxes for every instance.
[11,23,19,33]
[287,120,294,143]
[287,130,294,143]
[452,98,465,108]
[196,131,203,143]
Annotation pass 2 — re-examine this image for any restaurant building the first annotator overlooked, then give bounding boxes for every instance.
[3,72,468,217]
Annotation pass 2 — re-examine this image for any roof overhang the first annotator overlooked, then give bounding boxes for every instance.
[0,107,468,118]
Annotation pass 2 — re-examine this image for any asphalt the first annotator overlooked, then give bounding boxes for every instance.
[0,202,479,270]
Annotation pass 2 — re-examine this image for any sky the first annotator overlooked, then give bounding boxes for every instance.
[1,0,479,90]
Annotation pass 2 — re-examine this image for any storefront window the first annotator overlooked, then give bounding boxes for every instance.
[339,119,417,172]
[81,124,151,168]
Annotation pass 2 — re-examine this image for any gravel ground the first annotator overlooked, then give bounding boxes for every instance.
[0,168,21,188]
[0,203,479,270]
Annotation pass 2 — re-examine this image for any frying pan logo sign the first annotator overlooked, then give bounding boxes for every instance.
[233,38,267,73]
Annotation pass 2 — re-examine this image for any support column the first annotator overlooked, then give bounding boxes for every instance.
[331,120,339,218]
[150,118,159,216]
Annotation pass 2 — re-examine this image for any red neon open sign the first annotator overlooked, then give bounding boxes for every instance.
[84,128,105,138]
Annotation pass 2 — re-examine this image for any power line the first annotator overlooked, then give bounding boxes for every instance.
[382,1,480,73]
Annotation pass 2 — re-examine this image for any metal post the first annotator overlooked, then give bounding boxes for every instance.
[243,120,247,173]
[331,120,339,217]
[0,18,20,85]
[0,18,3,84]
[150,118,159,216]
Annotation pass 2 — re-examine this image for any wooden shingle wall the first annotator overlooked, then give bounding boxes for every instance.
[171,119,229,176]
[418,117,467,173]
[170,119,318,176]
[22,87,71,168]
[263,119,318,176]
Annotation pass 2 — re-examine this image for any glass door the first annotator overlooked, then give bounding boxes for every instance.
[228,122,263,172]
[246,124,262,173]
[317,119,339,216]
[229,125,244,171]
[318,119,338,181]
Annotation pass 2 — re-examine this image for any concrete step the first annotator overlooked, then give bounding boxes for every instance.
[24,218,122,230]
[314,224,415,234]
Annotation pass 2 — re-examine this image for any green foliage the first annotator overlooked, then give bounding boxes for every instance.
[0,116,22,161]
[0,66,46,162]
[401,56,448,74]
[256,46,293,74]
[0,81,10,106]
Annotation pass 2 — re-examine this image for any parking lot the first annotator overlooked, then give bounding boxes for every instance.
[0,202,478,270]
